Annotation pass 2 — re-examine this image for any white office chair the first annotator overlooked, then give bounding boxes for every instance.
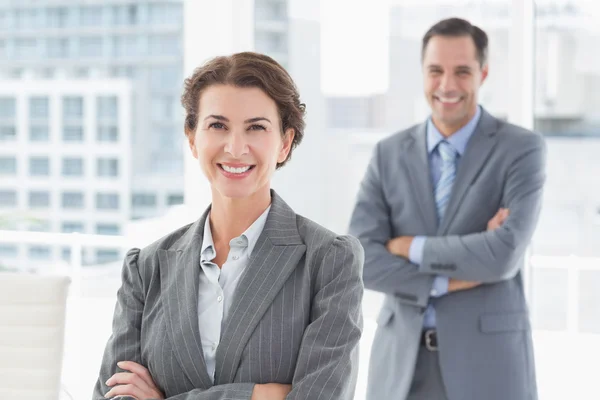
[0,273,71,400]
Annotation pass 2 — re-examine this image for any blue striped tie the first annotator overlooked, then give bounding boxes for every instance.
[435,141,458,220]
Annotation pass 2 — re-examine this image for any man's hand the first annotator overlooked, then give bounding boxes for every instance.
[104,361,165,400]
[251,383,292,400]
[386,236,414,258]
[487,208,509,231]
[448,208,510,292]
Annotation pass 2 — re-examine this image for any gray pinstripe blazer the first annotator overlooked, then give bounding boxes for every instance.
[93,191,364,400]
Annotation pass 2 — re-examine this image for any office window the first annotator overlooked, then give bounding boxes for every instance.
[97,158,119,177]
[62,158,84,176]
[30,125,49,142]
[15,9,40,30]
[29,157,50,176]
[127,5,138,25]
[167,193,184,206]
[80,6,103,26]
[0,39,6,60]
[149,34,180,56]
[255,32,287,54]
[0,190,17,207]
[96,223,121,236]
[63,126,83,142]
[132,193,156,207]
[0,157,16,175]
[79,37,103,58]
[0,244,18,258]
[61,247,71,261]
[96,249,120,263]
[63,97,83,119]
[0,126,16,141]
[96,193,119,210]
[148,3,182,25]
[149,66,181,90]
[97,126,119,142]
[97,96,118,120]
[0,11,7,31]
[28,245,51,260]
[62,192,84,209]
[47,38,69,58]
[0,97,16,118]
[30,97,49,119]
[14,38,38,60]
[47,7,68,28]
[29,191,50,208]
[62,221,84,233]
[26,219,50,232]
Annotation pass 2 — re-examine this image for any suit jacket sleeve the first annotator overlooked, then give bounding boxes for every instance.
[419,133,546,283]
[287,235,364,400]
[349,142,434,307]
[93,248,257,400]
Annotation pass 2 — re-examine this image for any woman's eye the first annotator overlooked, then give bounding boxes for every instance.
[209,122,225,129]
[249,124,266,131]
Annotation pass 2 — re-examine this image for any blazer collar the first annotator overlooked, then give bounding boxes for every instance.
[159,190,306,387]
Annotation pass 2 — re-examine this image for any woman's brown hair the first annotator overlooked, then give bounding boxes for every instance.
[181,52,306,168]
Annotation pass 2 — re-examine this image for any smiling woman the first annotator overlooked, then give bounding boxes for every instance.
[92,52,365,400]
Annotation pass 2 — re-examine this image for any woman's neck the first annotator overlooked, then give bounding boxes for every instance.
[209,188,271,244]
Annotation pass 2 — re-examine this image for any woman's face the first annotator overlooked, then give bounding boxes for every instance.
[188,84,294,201]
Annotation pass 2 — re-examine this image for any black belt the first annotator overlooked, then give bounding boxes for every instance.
[420,329,438,351]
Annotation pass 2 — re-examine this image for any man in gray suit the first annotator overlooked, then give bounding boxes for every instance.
[349,18,546,400]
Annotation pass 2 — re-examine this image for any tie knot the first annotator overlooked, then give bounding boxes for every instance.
[438,141,457,162]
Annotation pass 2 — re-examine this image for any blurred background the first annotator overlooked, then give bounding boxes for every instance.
[0,0,598,399]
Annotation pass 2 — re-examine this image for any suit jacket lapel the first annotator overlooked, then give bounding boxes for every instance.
[159,210,214,389]
[402,123,438,235]
[438,109,499,234]
[214,191,307,384]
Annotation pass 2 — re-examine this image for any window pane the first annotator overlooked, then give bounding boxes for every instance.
[97,158,119,177]
[167,193,184,206]
[0,190,17,207]
[63,126,84,142]
[0,97,16,118]
[96,193,119,210]
[62,158,84,176]
[47,38,69,58]
[96,249,120,263]
[97,96,118,119]
[0,126,16,141]
[96,223,121,235]
[0,157,16,174]
[62,221,84,233]
[132,193,156,207]
[63,97,83,119]
[29,97,49,119]
[80,6,103,27]
[30,125,49,141]
[28,245,51,259]
[79,36,103,58]
[0,244,18,258]
[97,126,119,142]
[29,156,50,176]
[29,191,50,208]
[62,192,84,209]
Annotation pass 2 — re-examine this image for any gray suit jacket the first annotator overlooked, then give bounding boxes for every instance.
[349,108,546,400]
[93,191,364,400]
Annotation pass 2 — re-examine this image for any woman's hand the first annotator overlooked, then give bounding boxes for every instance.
[104,361,165,399]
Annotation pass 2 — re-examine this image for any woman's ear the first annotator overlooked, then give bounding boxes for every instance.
[186,129,198,159]
[278,128,295,163]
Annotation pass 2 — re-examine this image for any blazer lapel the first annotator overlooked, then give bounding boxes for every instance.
[402,123,438,234]
[214,191,307,384]
[438,109,499,234]
[159,210,214,389]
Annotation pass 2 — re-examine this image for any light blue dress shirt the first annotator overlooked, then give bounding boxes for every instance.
[198,206,270,382]
[409,106,482,328]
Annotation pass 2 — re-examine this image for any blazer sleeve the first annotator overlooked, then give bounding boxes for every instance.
[419,133,547,283]
[349,142,434,308]
[93,248,257,400]
[286,235,364,400]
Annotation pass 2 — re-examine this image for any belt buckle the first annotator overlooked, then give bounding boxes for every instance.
[425,329,438,351]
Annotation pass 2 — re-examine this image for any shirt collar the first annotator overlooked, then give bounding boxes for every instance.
[426,105,482,156]
[201,205,271,261]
